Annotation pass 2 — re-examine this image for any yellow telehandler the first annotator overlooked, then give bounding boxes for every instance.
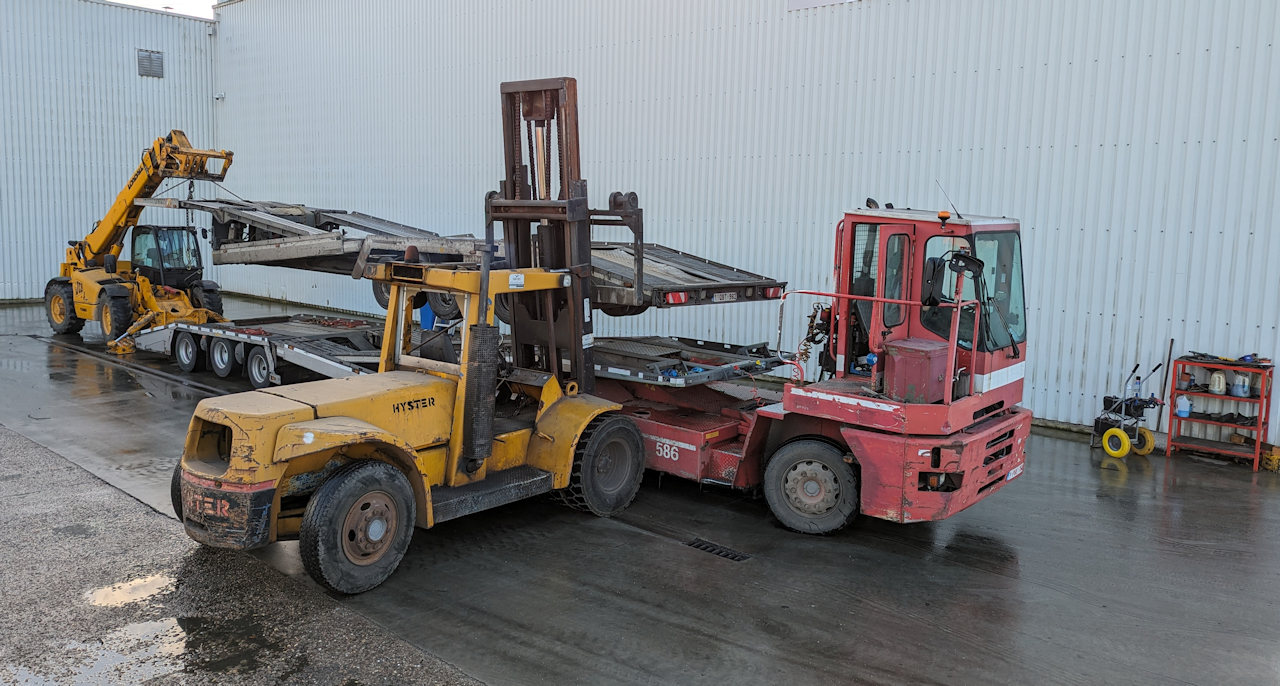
[45,130,233,351]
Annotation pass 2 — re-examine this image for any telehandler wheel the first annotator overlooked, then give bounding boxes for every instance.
[97,296,133,341]
[1101,428,1132,459]
[174,332,205,373]
[763,440,859,535]
[44,281,84,335]
[556,414,646,516]
[170,461,185,520]
[299,461,416,595]
[208,338,241,378]
[245,346,273,388]
[193,287,224,316]
[1132,427,1156,456]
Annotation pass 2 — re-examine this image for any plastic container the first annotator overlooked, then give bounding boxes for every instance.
[1175,395,1192,417]
[1209,371,1227,395]
[1231,373,1252,398]
[1128,376,1142,398]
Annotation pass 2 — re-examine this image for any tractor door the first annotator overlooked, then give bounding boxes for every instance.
[865,224,913,354]
[131,226,204,290]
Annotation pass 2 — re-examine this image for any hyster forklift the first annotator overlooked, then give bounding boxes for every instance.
[175,79,650,594]
[45,131,232,351]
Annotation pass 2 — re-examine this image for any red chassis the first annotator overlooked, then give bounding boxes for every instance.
[595,208,1031,533]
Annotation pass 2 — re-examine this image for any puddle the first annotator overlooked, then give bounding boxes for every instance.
[85,573,174,607]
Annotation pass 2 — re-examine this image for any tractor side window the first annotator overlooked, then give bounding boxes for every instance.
[132,233,158,269]
[883,234,908,327]
[919,236,976,349]
[974,231,1026,348]
[850,223,879,330]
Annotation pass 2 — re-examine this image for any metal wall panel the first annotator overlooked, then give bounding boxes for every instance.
[0,0,216,300]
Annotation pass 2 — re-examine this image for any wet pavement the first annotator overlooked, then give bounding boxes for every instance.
[3,297,1280,684]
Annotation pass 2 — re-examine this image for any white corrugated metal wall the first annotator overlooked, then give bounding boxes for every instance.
[5,0,1278,433]
[209,0,1280,430]
[0,0,217,301]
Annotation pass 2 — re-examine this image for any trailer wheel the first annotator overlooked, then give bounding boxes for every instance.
[245,346,273,388]
[174,332,205,372]
[208,338,241,378]
[171,462,185,520]
[98,296,133,340]
[371,280,391,309]
[1101,428,1131,458]
[45,281,84,335]
[763,440,859,535]
[556,414,646,516]
[299,461,416,595]
[426,292,461,321]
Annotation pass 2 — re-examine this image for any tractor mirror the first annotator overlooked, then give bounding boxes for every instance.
[922,257,946,305]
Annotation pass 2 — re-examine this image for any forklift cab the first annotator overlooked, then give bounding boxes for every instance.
[131,226,205,289]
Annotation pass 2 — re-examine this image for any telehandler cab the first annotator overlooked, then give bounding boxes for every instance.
[45,130,232,351]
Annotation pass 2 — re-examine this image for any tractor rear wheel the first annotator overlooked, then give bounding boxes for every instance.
[556,414,646,516]
[44,281,84,335]
[299,461,416,595]
[763,440,859,535]
[98,296,133,340]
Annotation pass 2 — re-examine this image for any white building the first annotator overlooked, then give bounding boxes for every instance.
[3,0,1278,429]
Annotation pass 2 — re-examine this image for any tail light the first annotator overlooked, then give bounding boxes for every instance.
[765,287,782,299]
[665,292,689,305]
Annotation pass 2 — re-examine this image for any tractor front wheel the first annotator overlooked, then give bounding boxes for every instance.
[98,296,133,340]
[299,461,416,595]
[763,440,859,535]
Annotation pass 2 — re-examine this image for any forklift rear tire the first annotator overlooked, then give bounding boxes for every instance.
[299,461,416,595]
[171,462,184,520]
[98,296,133,341]
[1101,428,1132,459]
[174,332,205,373]
[245,346,273,388]
[44,281,84,335]
[208,338,241,378]
[556,414,646,516]
[1132,427,1156,456]
[763,440,859,535]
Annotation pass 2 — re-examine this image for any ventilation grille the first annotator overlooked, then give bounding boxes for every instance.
[687,538,751,562]
[137,49,164,78]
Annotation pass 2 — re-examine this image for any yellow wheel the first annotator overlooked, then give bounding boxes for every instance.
[49,293,67,324]
[1132,427,1156,456]
[1101,428,1132,458]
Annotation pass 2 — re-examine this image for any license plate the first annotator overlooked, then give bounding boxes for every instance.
[1006,464,1024,481]
[712,292,737,303]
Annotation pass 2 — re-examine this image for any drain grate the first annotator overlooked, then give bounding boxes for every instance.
[686,537,752,562]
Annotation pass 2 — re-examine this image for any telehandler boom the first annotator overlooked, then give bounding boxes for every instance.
[45,130,233,350]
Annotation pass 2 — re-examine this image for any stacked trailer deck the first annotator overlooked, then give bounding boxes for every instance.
[140,198,785,311]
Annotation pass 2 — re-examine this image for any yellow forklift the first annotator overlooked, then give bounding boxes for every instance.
[174,79,648,594]
[45,130,232,351]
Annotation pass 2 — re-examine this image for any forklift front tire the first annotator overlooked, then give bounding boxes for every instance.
[556,414,646,516]
[299,461,416,595]
[170,462,184,520]
[1132,427,1156,456]
[1101,428,1132,459]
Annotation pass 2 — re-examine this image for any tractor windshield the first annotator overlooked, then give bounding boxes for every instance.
[155,229,202,271]
[920,231,1025,352]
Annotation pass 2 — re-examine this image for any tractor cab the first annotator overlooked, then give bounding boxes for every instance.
[793,208,1026,435]
[130,225,205,290]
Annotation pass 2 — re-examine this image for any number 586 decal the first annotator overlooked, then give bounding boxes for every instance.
[644,434,696,462]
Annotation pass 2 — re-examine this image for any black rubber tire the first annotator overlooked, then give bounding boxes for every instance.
[171,461,185,520]
[208,338,241,378]
[493,293,513,325]
[174,332,205,372]
[299,461,416,595]
[371,280,392,309]
[763,440,859,535]
[245,346,273,388]
[195,288,224,316]
[598,305,650,317]
[45,281,84,335]
[555,414,646,516]
[97,296,133,340]
[426,291,461,321]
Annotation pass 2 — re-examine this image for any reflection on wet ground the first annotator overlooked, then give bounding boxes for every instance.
[3,299,1280,684]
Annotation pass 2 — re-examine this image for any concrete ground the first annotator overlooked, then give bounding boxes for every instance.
[2,297,1280,685]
